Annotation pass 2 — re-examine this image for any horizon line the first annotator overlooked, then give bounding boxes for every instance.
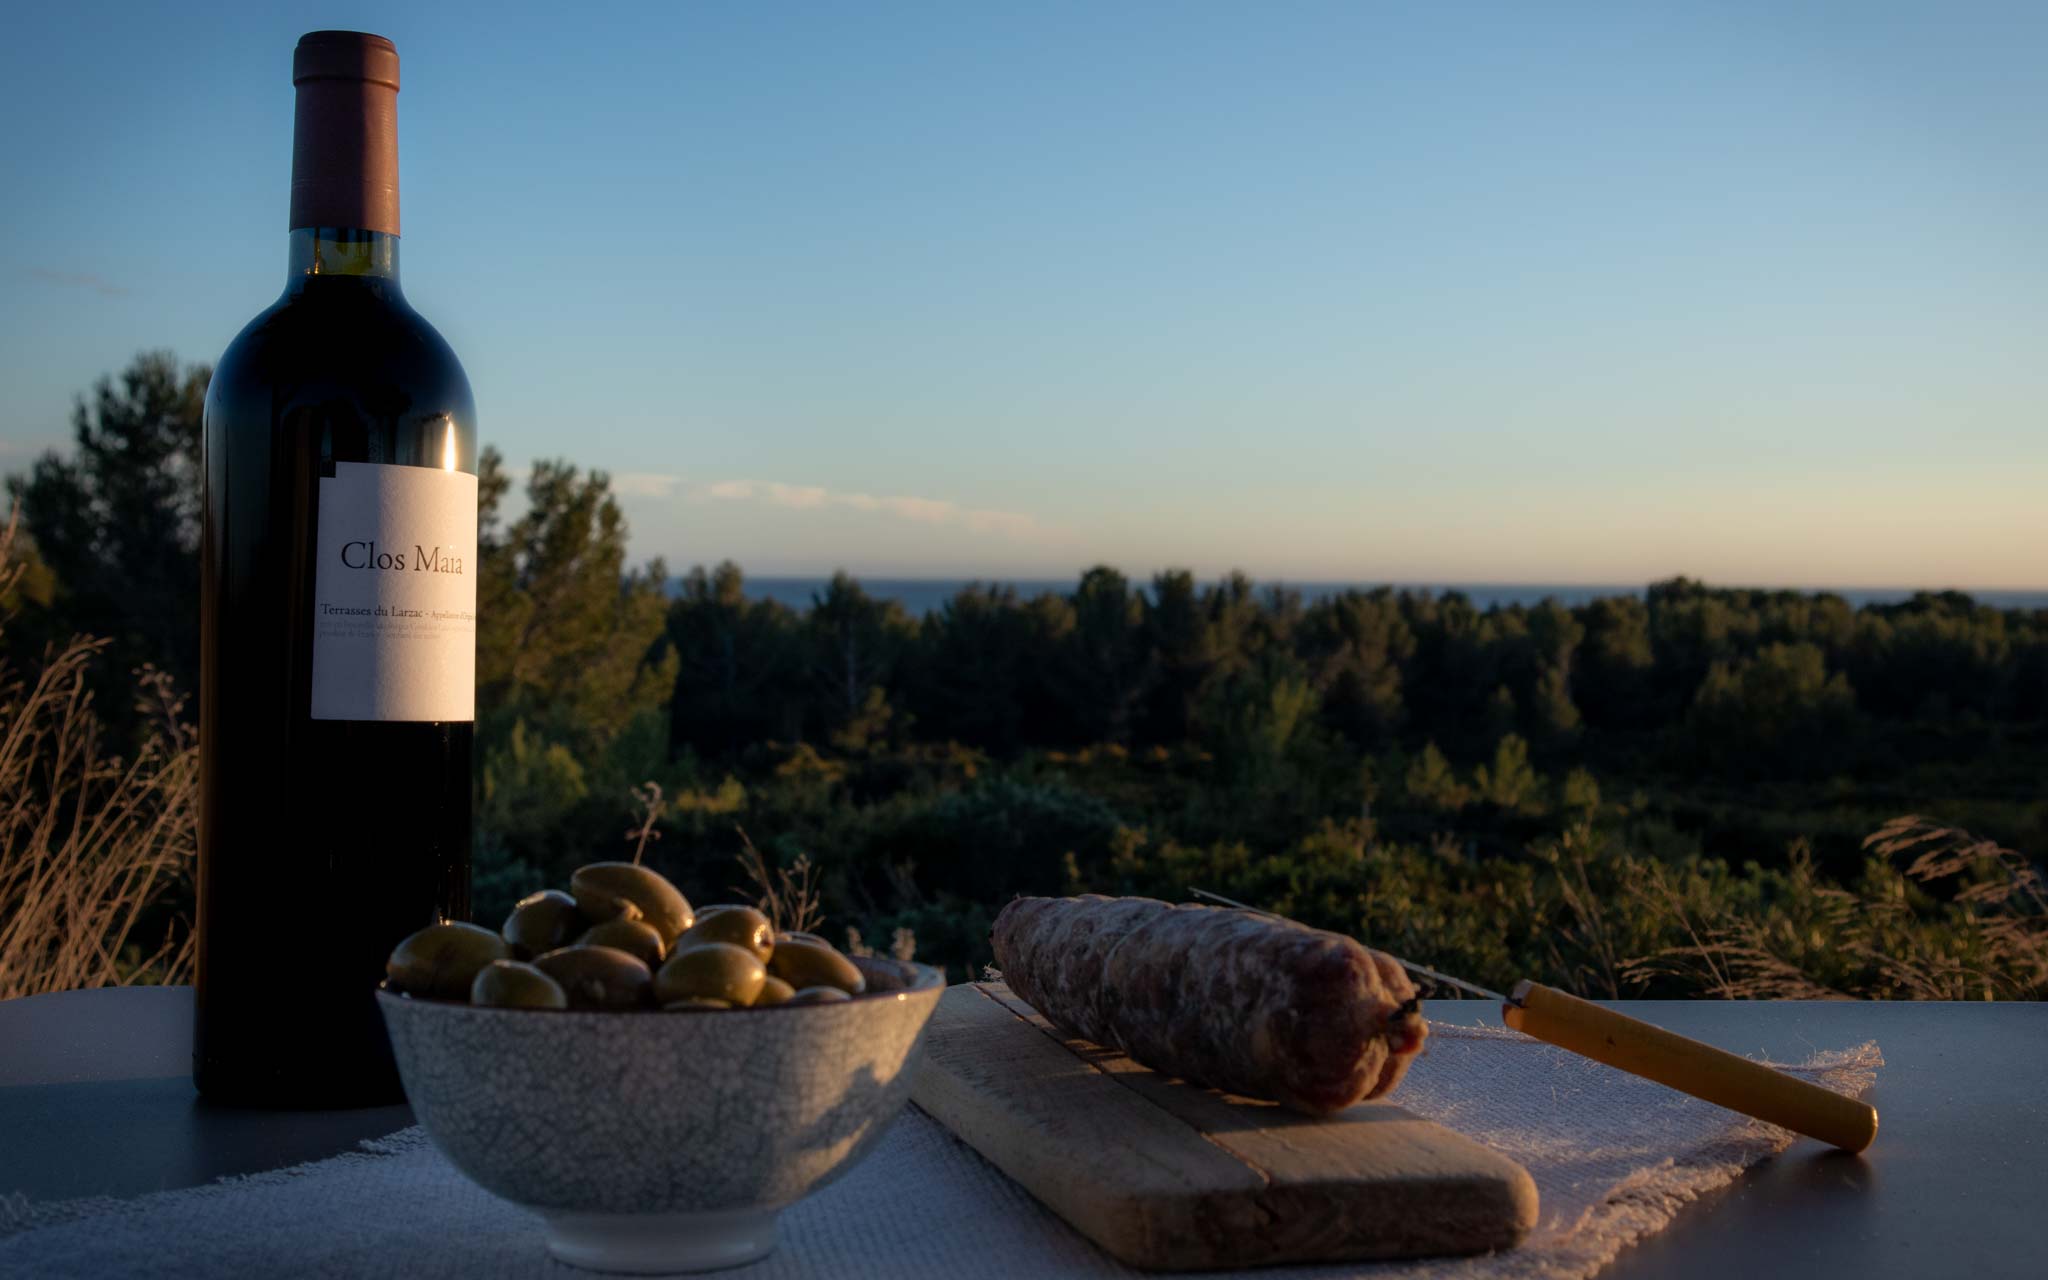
[660,568,2048,596]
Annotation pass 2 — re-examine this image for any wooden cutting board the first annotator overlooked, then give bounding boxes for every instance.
[911,982,1537,1272]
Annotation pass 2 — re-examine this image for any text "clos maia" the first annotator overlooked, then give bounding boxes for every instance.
[340,542,466,574]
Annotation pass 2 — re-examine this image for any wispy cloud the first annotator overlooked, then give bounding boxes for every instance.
[610,471,682,499]
[23,268,127,298]
[761,482,830,509]
[703,478,1049,541]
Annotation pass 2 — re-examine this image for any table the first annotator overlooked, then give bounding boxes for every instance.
[1,987,2040,1278]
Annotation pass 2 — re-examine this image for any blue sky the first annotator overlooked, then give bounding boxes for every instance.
[3,1,2044,587]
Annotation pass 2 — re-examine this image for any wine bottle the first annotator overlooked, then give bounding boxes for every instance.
[197,31,476,1107]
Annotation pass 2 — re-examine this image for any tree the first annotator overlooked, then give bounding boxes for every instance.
[1474,733,1539,812]
[470,452,677,911]
[475,450,675,750]
[1046,566,1148,743]
[1401,591,1504,758]
[803,572,910,747]
[1560,766,1601,816]
[1574,595,1655,729]
[1648,577,1761,719]
[1521,600,1584,749]
[1198,649,1322,786]
[1402,742,1468,812]
[907,582,1036,752]
[1847,601,2012,720]
[1689,642,1858,776]
[1137,570,1213,742]
[667,562,803,753]
[5,352,209,708]
[1300,589,1411,748]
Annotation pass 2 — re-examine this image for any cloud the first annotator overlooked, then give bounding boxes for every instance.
[703,478,1051,542]
[609,471,682,499]
[24,268,127,298]
[879,495,953,523]
[763,482,830,510]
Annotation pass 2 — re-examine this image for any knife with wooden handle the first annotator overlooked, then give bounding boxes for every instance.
[1190,888,1880,1153]
[1500,979,1878,1152]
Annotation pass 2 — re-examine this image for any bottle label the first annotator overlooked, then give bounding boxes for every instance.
[310,461,478,722]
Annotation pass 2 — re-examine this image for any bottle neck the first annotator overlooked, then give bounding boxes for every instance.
[290,33,401,238]
[286,228,400,292]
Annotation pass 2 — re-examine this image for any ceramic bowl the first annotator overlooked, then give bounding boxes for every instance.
[379,956,945,1274]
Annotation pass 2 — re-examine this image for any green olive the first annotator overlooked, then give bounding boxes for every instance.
[851,955,907,993]
[654,942,767,1007]
[767,936,866,995]
[502,889,584,958]
[470,959,569,1009]
[534,945,653,1010]
[387,922,512,1000]
[577,918,666,967]
[674,904,773,962]
[662,997,733,1011]
[776,930,829,948]
[753,975,797,1007]
[785,986,853,1005]
[570,862,693,943]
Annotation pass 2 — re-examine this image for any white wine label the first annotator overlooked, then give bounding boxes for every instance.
[310,461,478,722]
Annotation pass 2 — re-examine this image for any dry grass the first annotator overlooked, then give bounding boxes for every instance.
[623,780,664,865]
[1858,815,2048,999]
[1542,827,1629,998]
[0,509,197,999]
[1619,849,1852,1000]
[1612,819,2046,1001]
[730,825,824,936]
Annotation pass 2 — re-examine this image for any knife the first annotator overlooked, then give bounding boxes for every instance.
[1190,887,1878,1152]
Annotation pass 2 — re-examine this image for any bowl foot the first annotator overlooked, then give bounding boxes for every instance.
[541,1207,778,1274]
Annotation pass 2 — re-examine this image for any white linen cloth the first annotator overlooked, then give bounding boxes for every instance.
[0,1023,1879,1279]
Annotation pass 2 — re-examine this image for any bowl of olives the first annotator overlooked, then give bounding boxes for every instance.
[377,861,945,1275]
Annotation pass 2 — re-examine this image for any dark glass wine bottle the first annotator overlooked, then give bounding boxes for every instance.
[197,31,476,1107]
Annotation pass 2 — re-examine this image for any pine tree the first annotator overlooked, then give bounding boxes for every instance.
[474,450,675,750]
[6,351,209,710]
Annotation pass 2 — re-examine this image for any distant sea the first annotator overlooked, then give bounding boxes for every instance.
[701,577,2048,617]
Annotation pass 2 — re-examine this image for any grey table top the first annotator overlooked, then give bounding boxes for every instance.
[0,987,2040,1278]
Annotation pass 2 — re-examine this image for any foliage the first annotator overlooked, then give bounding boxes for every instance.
[9,355,2048,999]
[732,827,824,936]
[476,449,676,749]
[643,561,2048,989]
[0,509,196,998]
[4,352,209,731]
[1690,642,1858,776]
[470,450,681,906]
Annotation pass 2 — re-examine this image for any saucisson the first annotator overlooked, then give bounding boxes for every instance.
[992,894,1426,1114]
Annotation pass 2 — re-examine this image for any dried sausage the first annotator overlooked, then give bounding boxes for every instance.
[992,894,1425,1114]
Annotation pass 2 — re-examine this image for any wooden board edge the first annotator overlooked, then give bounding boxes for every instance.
[976,981,1539,1257]
[914,983,1541,1270]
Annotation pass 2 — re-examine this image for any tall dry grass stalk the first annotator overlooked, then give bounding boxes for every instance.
[1859,815,2048,999]
[623,780,664,865]
[0,508,197,999]
[1619,850,1851,1000]
[1617,819,2046,1001]
[730,825,825,936]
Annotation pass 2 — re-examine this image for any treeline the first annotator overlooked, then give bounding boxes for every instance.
[665,562,2048,778]
[8,353,2046,997]
[14,355,2042,786]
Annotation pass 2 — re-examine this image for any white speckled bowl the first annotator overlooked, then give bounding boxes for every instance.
[379,957,945,1274]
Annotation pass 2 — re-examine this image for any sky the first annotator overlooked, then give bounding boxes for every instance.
[2,1,2044,589]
